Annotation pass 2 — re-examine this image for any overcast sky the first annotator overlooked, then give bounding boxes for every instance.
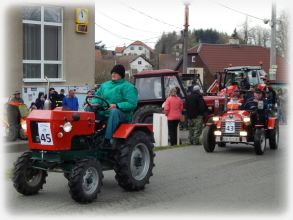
[95,0,289,50]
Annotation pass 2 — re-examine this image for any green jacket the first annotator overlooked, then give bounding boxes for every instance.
[94,79,138,121]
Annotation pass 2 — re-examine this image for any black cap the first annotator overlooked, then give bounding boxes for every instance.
[111,64,125,78]
[254,88,262,94]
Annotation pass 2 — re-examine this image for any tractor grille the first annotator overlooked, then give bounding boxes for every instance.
[221,121,241,136]
[30,121,41,143]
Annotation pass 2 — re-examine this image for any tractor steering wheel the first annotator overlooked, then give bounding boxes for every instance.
[85,95,110,111]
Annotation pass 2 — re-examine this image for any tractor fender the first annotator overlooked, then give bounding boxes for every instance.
[204,116,215,126]
[267,117,277,129]
[113,123,153,139]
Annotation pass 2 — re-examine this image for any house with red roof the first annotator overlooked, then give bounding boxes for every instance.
[175,43,287,89]
[123,41,153,60]
[114,46,126,56]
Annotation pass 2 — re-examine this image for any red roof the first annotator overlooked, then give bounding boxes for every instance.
[115,46,125,53]
[159,54,179,69]
[188,43,287,83]
[128,41,153,51]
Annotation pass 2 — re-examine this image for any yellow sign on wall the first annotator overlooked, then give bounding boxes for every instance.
[76,8,88,24]
[76,24,88,33]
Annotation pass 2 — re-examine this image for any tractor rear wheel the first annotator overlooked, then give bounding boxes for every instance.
[113,130,155,191]
[202,125,216,153]
[68,158,103,204]
[254,128,266,155]
[132,105,162,123]
[13,152,47,195]
[269,123,279,150]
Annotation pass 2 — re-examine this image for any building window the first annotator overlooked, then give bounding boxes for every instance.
[138,60,142,65]
[138,46,143,50]
[23,6,63,81]
[130,46,134,50]
[191,56,196,63]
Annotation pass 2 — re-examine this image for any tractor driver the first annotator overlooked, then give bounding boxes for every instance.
[242,88,268,124]
[92,64,138,148]
[239,72,250,90]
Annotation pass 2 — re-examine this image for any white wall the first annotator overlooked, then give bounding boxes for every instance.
[123,45,151,59]
[130,57,152,73]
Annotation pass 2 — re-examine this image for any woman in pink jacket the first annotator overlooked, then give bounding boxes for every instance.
[163,87,184,146]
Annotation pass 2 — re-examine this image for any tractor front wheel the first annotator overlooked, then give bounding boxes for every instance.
[68,158,103,204]
[114,130,155,191]
[202,125,216,153]
[269,123,279,150]
[13,152,47,195]
[254,128,266,155]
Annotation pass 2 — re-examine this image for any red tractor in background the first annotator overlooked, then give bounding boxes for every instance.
[132,69,225,123]
[202,66,279,155]
[13,96,155,203]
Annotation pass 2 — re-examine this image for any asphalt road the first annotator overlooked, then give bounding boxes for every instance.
[3,125,288,216]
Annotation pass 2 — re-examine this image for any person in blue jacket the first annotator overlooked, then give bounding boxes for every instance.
[242,88,268,124]
[62,90,79,111]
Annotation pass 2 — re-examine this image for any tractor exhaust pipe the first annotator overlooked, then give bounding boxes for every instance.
[44,76,51,110]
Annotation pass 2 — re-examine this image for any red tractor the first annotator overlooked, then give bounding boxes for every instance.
[132,69,225,123]
[13,96,155,203]
[202,66,279,155]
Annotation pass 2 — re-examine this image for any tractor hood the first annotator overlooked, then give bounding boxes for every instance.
[221,110,250,121]
[26,108,95,151]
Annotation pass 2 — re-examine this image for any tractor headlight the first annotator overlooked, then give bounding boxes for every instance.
[243,117,250,123]
[212,116,220,122]
[21,121,27,130]
[214,130,222,136]
[63,122,72,133]
[240,131,248,136]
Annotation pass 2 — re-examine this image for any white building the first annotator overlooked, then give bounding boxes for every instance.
[129,55,153,75]
[5,2,95,108]
[123,41,152,60]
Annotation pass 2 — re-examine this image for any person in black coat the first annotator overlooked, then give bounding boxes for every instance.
[185,85,208,145]
[49,88,58,109]
[35,92,45,109]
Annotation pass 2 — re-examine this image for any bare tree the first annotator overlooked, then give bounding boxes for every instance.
[237,10,288,58]
[276,10,288,57]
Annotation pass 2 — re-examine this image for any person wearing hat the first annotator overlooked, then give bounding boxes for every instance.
[93,64,138,147]
[11,91,24,104]
[242,88,268,124]
[185,85,208,145]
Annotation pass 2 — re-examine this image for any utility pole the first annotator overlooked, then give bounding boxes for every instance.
[269,1,277,80]
[182,3,189,75]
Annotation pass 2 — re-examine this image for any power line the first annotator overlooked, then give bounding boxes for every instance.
[95,23,161,49]
[212,0,266,22]
[95,23,136,41]
[96,10,162,34]
[119,1,182,30]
